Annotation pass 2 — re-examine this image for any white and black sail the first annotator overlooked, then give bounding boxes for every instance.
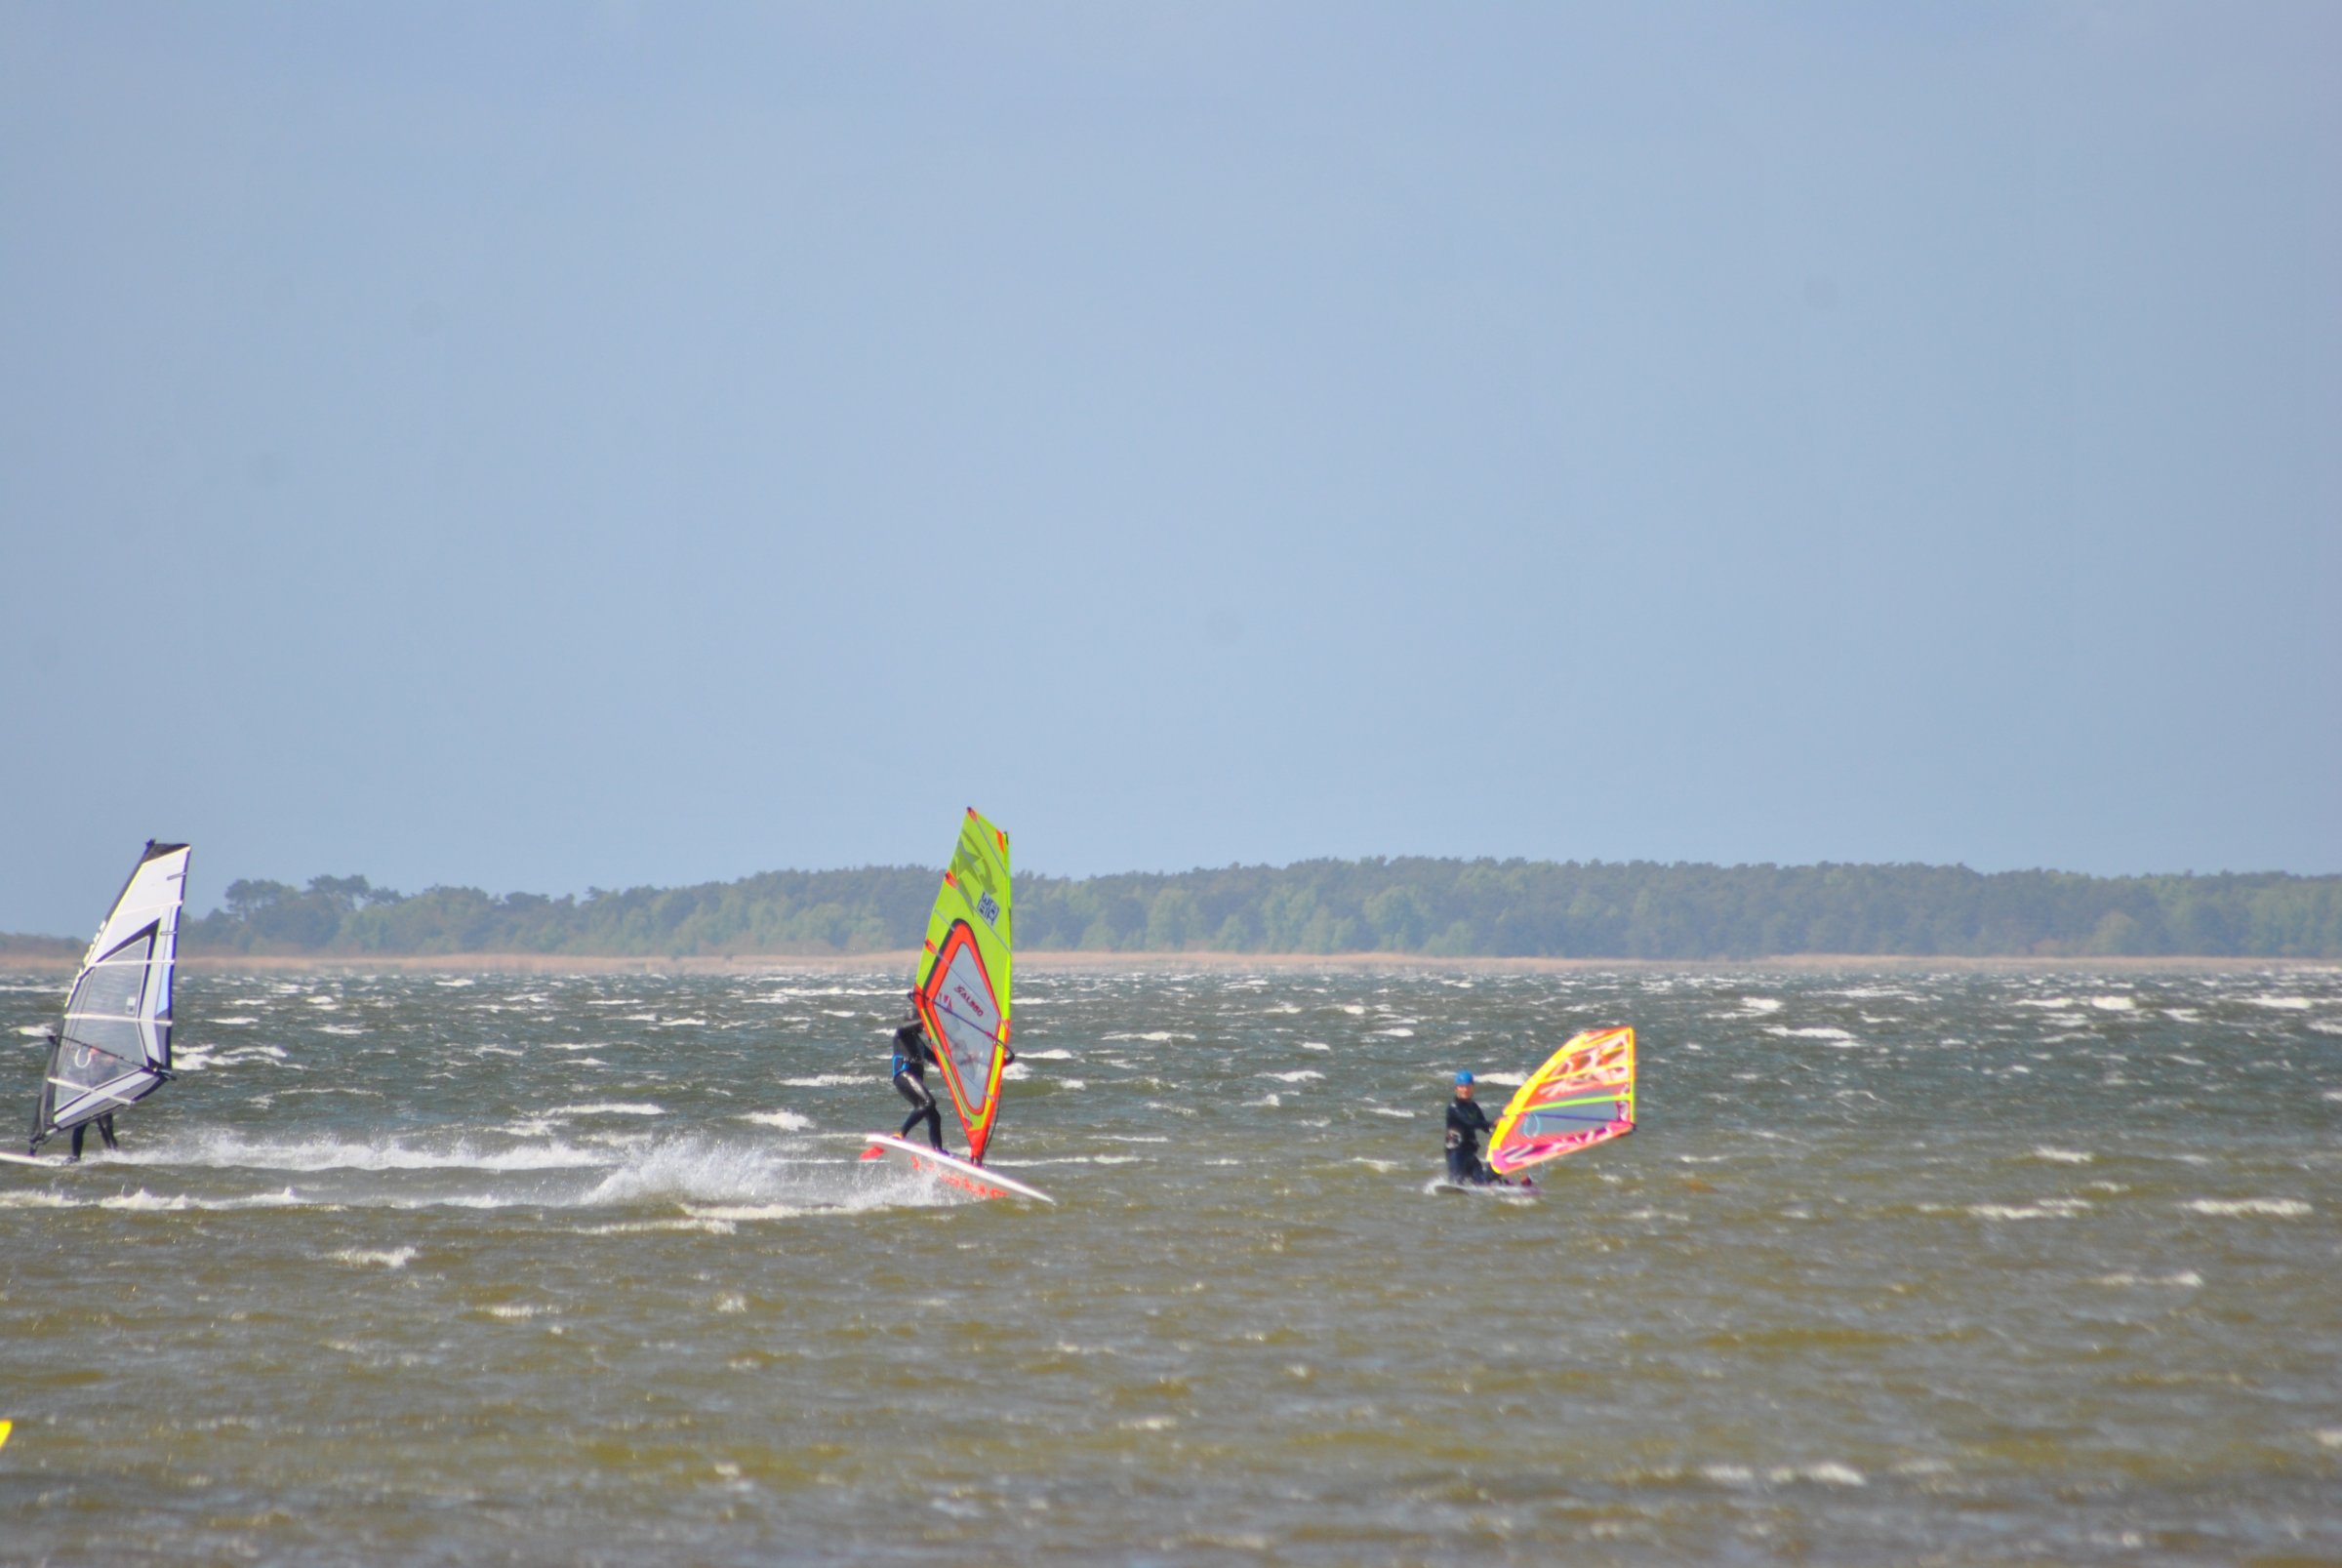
[29,841,190,1152]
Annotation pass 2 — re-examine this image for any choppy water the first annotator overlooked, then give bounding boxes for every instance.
[2,963,2338,1565]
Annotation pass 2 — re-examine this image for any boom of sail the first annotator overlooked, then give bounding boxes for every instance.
[30,841,190,1151]
[912,809,1013,1164]
[1485,1026,1635,1177]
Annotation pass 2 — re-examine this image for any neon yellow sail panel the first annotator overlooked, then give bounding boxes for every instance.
[1486,1026,1635,1176]
[914,808,1013,1163]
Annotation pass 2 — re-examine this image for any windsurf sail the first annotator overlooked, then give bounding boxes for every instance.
[1485,1026,1635,1176]
[29,841,190,1152]
[913,809,1013,1164]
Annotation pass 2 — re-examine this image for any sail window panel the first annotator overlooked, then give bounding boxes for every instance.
[933,1012,998,1103]
[1519,1104,1626,1135]
[65,938,152,1026]
[52,1016,148,1092]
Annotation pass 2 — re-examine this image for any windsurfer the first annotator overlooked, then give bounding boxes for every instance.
[891,991,949,1154]
[1445,1070,1499,1185]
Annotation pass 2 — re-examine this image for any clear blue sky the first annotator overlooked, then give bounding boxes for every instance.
[3,4,2335,934]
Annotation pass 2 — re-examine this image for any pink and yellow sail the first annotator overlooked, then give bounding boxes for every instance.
[1485,1026,1635,1176]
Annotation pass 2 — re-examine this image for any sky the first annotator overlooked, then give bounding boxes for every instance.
[2,3,2336,934]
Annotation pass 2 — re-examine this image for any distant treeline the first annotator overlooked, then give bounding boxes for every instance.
[153,860,2342,960]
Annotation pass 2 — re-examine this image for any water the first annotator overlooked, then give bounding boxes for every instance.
[2,963,2338,1565]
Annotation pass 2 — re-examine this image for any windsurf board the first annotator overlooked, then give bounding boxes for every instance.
[1426,1176,1541,1200]
[861,1133,1054,1204]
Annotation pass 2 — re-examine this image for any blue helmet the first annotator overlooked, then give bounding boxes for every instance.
[1454,1069,1474,1086]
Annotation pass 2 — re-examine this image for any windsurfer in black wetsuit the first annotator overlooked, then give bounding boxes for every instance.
[1444,1071,1501,1186]
[891,991,949,1154]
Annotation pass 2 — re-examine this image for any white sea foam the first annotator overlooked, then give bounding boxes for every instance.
[2092,1271,2202,1288]
[98,1187,308,1212]
[111,1130,607,1173]
[1301,1041,1331,1052]
[14,1024,55,1036]
[2089,995,2136,1012]
[2185,1198,2311,1218]
[2032,1147,2095,1164]
[550,1102,666,1117]
[1740,998,1784,1014]
[1374,1026,1416,1038]
[1967,1199,2091,1221]
[780,1074,867,1088]
[1474,1071,1526,1086]
[741,1109,812,1131]
[1020,1048,1076,1060]
[484,1303,540,1318]
[2017,997,2077,1009]
[1765,1025,1857,1042]
[1262,1069,1324,1083]
[1101,1031,1188,1042]
[330,1246,418,1269]
[2245,995,2313,1010]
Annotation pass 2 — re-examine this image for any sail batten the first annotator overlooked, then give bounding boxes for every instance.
[1485,1026,1635,1176]
[913,810,1013,1163]
[30,841,189,1151]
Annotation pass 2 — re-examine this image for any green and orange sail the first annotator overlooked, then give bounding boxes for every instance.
[912,809,1014,1163]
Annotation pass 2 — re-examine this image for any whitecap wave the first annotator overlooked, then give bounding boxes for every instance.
[2185,1197,2311,1218]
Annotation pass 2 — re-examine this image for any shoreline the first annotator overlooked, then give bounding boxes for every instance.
[3,950,2334,977]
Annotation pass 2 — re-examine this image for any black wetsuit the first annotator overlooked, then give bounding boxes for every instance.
[67,1113,118,1162]
[1444,1096,1497,1185]
[891,1015,946,1151]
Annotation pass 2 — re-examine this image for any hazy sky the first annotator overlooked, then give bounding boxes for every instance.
[3,4,2336,934]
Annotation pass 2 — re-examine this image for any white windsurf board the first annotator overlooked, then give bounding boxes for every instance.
[861,1133,1055,1204]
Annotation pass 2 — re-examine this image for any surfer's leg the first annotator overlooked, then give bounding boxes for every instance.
[895,1071,943,1148]
[68,1123,86,1162]
[97,1114,118,1151]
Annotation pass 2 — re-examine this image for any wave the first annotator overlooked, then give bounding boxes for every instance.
[2184,1197,2311,1218]
[108,1130,611,1174]
[740,1109,812,1131]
